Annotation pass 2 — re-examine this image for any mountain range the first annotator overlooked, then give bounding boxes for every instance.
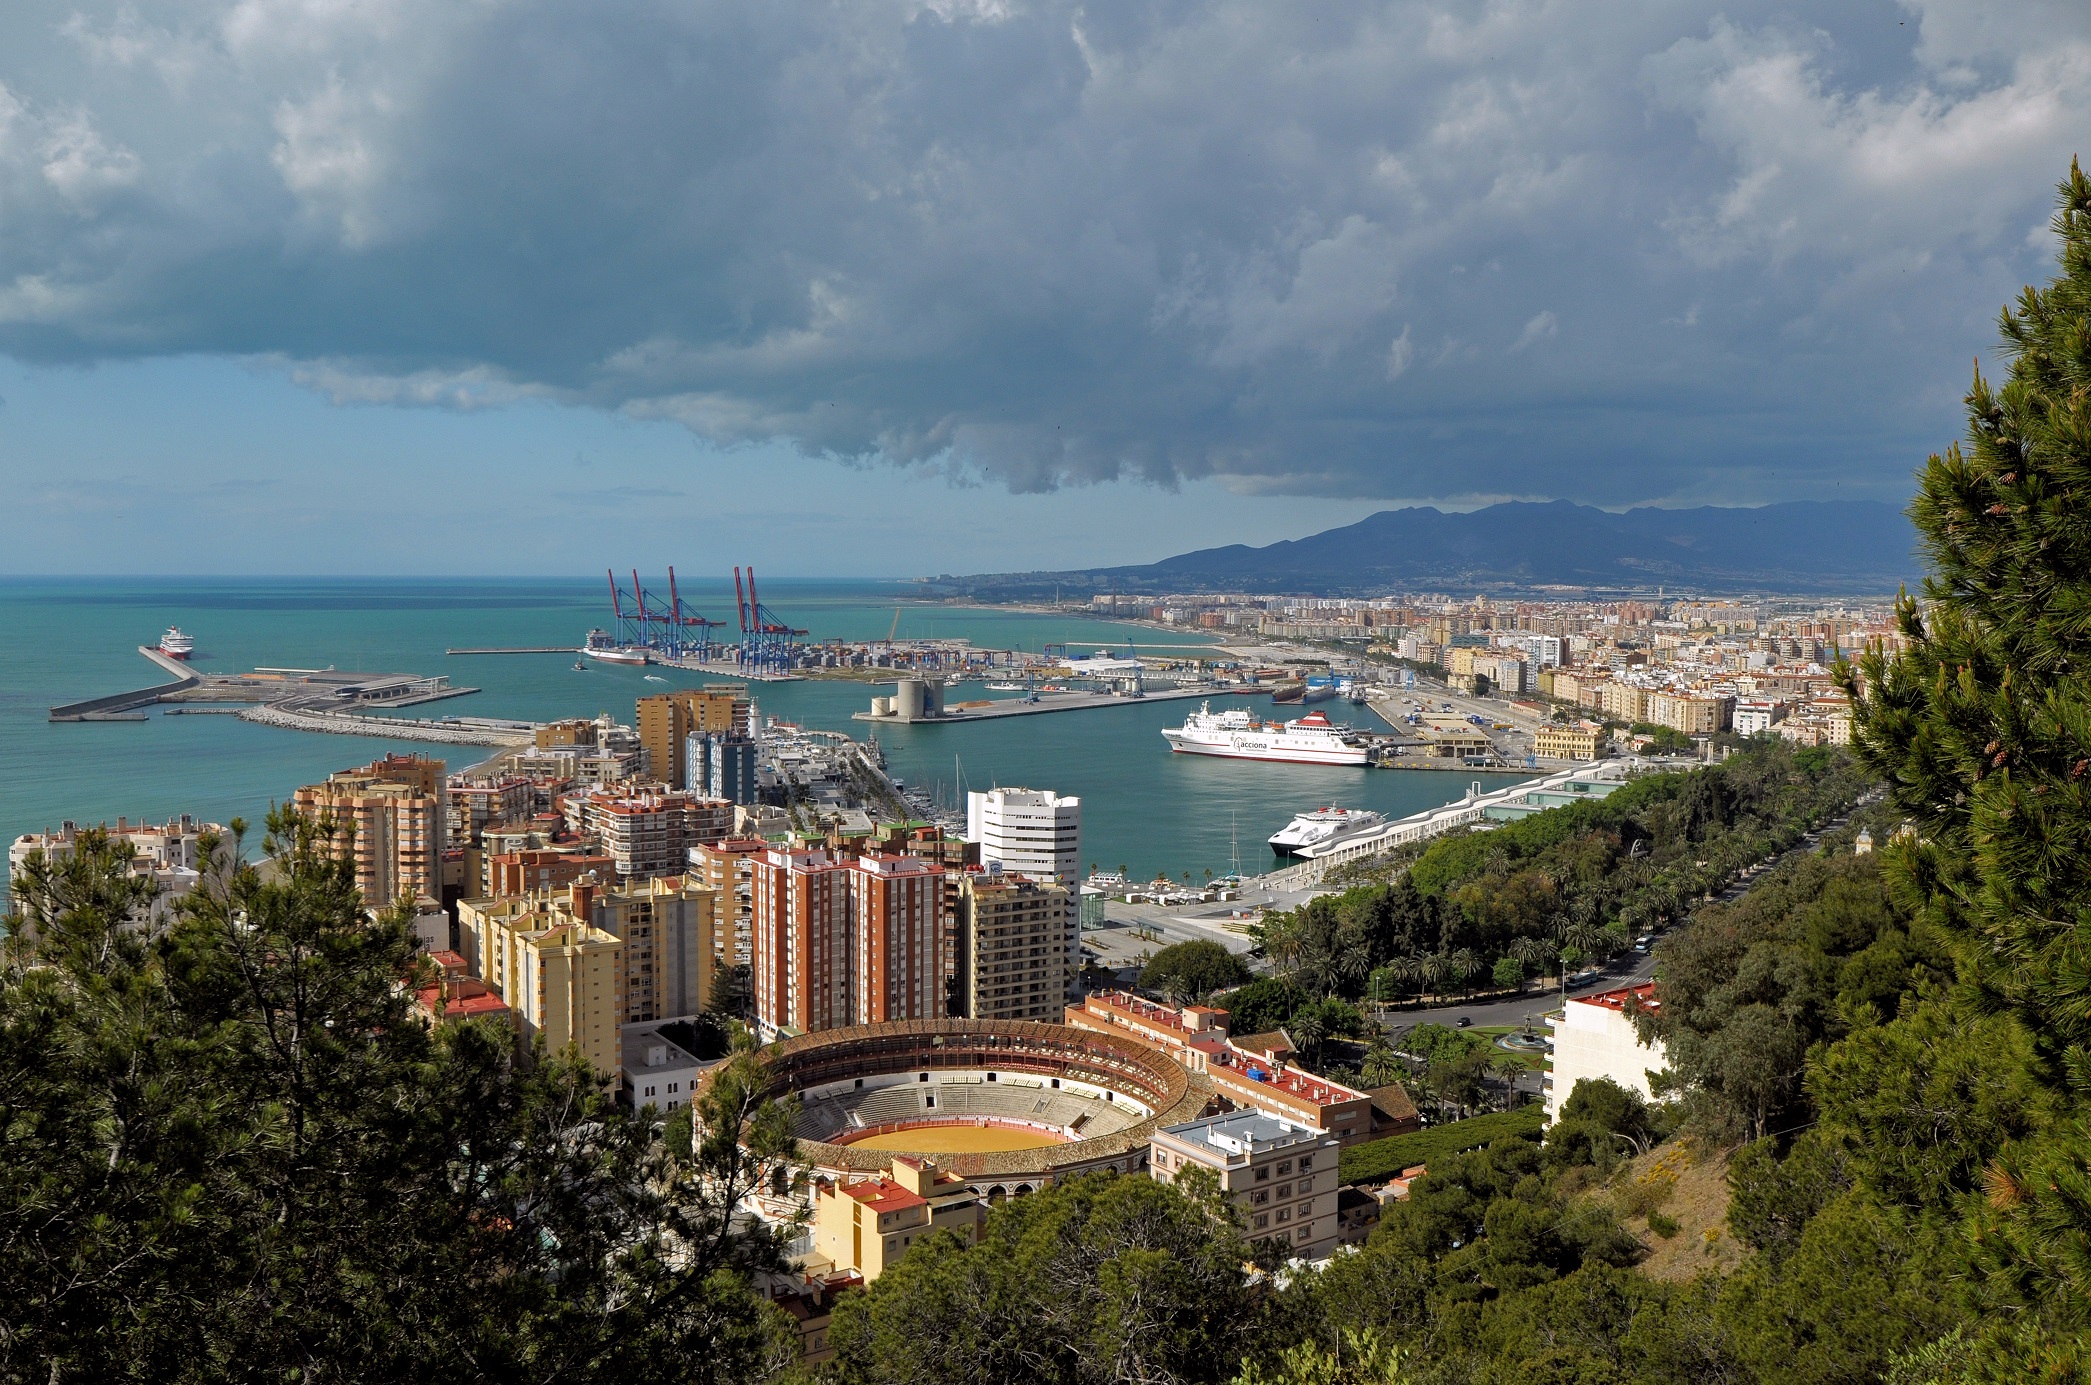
[940,499,1919,598]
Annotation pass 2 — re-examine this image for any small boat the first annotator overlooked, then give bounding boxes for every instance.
[573,660,587,672]
[985,682,1027,692]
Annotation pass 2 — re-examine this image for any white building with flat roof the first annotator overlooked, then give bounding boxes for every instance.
[967,787,1081,997]
[8,815,221,928]
[1543,982,1667,1125]
[1150,1111,1339,1259]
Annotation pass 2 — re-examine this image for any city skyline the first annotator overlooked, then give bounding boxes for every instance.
[1,2,2087,575]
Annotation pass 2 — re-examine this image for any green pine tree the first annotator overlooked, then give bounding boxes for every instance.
[1849,158,2091,1370]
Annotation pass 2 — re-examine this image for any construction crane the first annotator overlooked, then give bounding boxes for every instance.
[734,567,807,673]
[604,567,723,661]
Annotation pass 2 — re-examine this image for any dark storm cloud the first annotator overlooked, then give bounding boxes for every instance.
[1,0,2088,504]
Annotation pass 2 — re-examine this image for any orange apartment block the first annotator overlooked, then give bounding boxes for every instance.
[751,847,944,1036]
[292,754,447,911]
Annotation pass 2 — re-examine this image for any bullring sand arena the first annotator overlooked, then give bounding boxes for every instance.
[715,1018,1215,1193]
[845,1126,1066,1154]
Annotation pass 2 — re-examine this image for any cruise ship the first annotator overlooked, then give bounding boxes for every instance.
[1161,703,1370,766]
[1268,806,1386,857]
[158,627,194,660]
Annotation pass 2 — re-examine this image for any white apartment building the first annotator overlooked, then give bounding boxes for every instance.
[620,1017,718,1113]
[1543,982,1668,1125]
[967,787,1081,997]
[1150,1111,1340,1259]
[8,815,221,927]
[1733,699,1788,735]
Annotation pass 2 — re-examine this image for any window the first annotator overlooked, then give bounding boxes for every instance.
[1299,1155,1314,1172]
[1251,1190,1269,1206]
[1255,1167,1270,1182]
[1276,1208,1290,1224]
[1253,1214,1269,1230]
[1278,1161,1292,1175]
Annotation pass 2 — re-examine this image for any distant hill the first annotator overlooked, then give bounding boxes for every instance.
[942,499,1918,598]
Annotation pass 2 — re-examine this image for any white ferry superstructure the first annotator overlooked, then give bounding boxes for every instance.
[158,627,194,660]
[1161,703,1369,767]
[1268,806,1386,856]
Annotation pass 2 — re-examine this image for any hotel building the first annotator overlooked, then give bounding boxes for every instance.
[966,787,1081,997]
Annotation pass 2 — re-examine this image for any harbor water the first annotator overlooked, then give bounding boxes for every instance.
[0,577,1511,880]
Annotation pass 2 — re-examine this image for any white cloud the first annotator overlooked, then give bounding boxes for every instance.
[1512,310,1557,351]
[1386,325,1414,381]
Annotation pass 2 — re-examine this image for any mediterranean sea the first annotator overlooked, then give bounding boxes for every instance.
[1,577,1507,880]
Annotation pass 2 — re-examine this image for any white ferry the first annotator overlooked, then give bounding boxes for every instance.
[1161,703,1370,766]
[1268,806,1386,857]
[158,627,195,660]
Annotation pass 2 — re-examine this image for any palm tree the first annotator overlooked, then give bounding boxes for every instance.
[1423,953,1458,1000]
[1263,914,1308,980]
[1360,1033,1403,1089]
[1447,947,1481,998]
[1389,953,1430,998]
[1509,934,1553,974]
[1488,1055,1529,1110]
[1287,1008,1328,1070]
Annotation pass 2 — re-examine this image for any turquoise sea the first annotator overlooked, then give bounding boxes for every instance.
[0,577,1503,880]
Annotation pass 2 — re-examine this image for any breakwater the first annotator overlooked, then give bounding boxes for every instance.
[238,704,536,746]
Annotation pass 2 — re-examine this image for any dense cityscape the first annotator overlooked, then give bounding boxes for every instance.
[8,5,2091,1382]
[0,581,1915,1371]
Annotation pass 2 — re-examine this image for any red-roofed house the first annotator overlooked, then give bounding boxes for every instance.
[413,950,513,1027]
[810,1157,983,1282]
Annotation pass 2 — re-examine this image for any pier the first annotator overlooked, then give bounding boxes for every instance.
[48,648,200,721]
[853,683,1252,724]
[50,648,539,747]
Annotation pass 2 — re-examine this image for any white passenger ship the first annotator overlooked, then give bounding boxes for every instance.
[1161,703,1370,767]
[1268,806,1386,856]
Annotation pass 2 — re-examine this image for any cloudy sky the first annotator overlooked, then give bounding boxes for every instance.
[1,0,2087,575]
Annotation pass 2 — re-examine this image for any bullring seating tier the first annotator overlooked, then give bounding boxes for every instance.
[793,1080,1142,1142]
